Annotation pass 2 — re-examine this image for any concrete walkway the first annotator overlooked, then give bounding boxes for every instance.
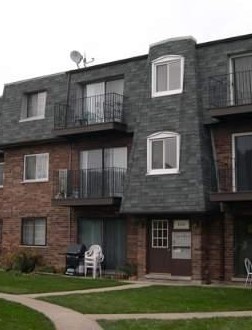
[1,281,252,330]
[0,292,102,330]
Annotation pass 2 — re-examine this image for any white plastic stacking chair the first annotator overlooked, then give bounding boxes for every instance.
[84,244,104,279]
[244,258,252,287]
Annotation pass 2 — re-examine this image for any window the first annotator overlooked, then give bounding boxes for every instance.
[147,132,180,175]
[152,219,168,248]
[21,91,47,121]
[21,218,46,246]
[152,55,184,97]
[0,163,4,187]
[24,153,49,182]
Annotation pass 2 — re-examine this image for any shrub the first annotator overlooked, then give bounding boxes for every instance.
[0,250,42,273]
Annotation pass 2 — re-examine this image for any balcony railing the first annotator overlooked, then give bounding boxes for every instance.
[212,165,252,193]
[209,70,252,109]
[53,167,126,200]
[54,93,124,130]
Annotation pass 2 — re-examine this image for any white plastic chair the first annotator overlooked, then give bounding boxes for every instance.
[244,258,252,287]
[84,244,104,279]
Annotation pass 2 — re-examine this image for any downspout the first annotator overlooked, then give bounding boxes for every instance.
[66,71,73,244]
[210,127,225,280]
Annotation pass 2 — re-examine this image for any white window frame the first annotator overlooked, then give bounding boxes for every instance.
[232,132,252,192]
[20,91,47,122]
[152,55,184,98]
[147,132,180,175]
[23,153,49,183]
[0,162,4,188]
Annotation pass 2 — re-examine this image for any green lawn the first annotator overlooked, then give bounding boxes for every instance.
[0,298,55,330]
[99,318,252,330]
[42,285,252,314]
[0,271,123,294]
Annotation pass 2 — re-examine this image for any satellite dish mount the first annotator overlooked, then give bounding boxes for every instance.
[70,50,95,68]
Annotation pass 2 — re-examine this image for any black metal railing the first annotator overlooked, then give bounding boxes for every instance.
[212,165,252,193]
[54,93,124,130]
[209,70,252,109]
[53,167,126,200]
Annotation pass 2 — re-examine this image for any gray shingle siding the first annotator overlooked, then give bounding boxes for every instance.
[1,74,68,145]
[2,35,251,214]
[121,38,208,213]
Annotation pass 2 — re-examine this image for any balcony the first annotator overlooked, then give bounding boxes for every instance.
[54,93,126,136]
[52,167,126,206]
[209,70,252,118]
[210,165,252,202]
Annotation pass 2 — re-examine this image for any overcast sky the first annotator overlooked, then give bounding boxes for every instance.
[1,0,252,95]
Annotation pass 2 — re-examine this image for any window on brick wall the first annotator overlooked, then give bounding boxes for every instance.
[152,55,184,97]
[0,163,4,187]
[21,218,46,246]
[20,91,47,121]
[147,132,180,175]
[24,153,49,182]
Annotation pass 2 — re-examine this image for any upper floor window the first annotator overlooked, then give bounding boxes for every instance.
[20,91,47,121]
[21,218,46,246]
[152,55,184,97]
[147,132,180,175]
[24,153,49,182]
[0,163,4,187]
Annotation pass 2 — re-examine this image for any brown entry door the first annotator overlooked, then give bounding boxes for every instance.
[148,219,171,273]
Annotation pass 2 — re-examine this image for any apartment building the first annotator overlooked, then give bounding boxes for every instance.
[1,34,252,282]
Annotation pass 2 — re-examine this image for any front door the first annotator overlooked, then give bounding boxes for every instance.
[148,219,171,273]
[148,219,192,276]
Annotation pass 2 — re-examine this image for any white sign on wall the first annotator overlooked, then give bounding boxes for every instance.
[173,220,190,230]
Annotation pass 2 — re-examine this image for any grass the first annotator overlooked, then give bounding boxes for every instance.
[42,285,252,314]
[0,271,123,294]
[0,298,55,330]
[99,318,252,330]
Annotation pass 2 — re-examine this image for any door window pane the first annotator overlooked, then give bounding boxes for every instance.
[78,218,126,269]
[104,147,127,168]
[152,220,169,248]
[106,79,124,95]
[235,135,252,191]
[234,219,252,276]
[78,219,103,249]
[104,219,126,269]
[233,56,252,105]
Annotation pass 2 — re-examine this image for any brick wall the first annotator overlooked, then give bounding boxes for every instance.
[1,142,71,269]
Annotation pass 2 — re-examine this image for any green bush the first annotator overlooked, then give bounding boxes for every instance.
[0,250,42,273]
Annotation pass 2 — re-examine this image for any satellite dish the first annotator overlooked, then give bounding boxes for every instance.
[70,50,83,68]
